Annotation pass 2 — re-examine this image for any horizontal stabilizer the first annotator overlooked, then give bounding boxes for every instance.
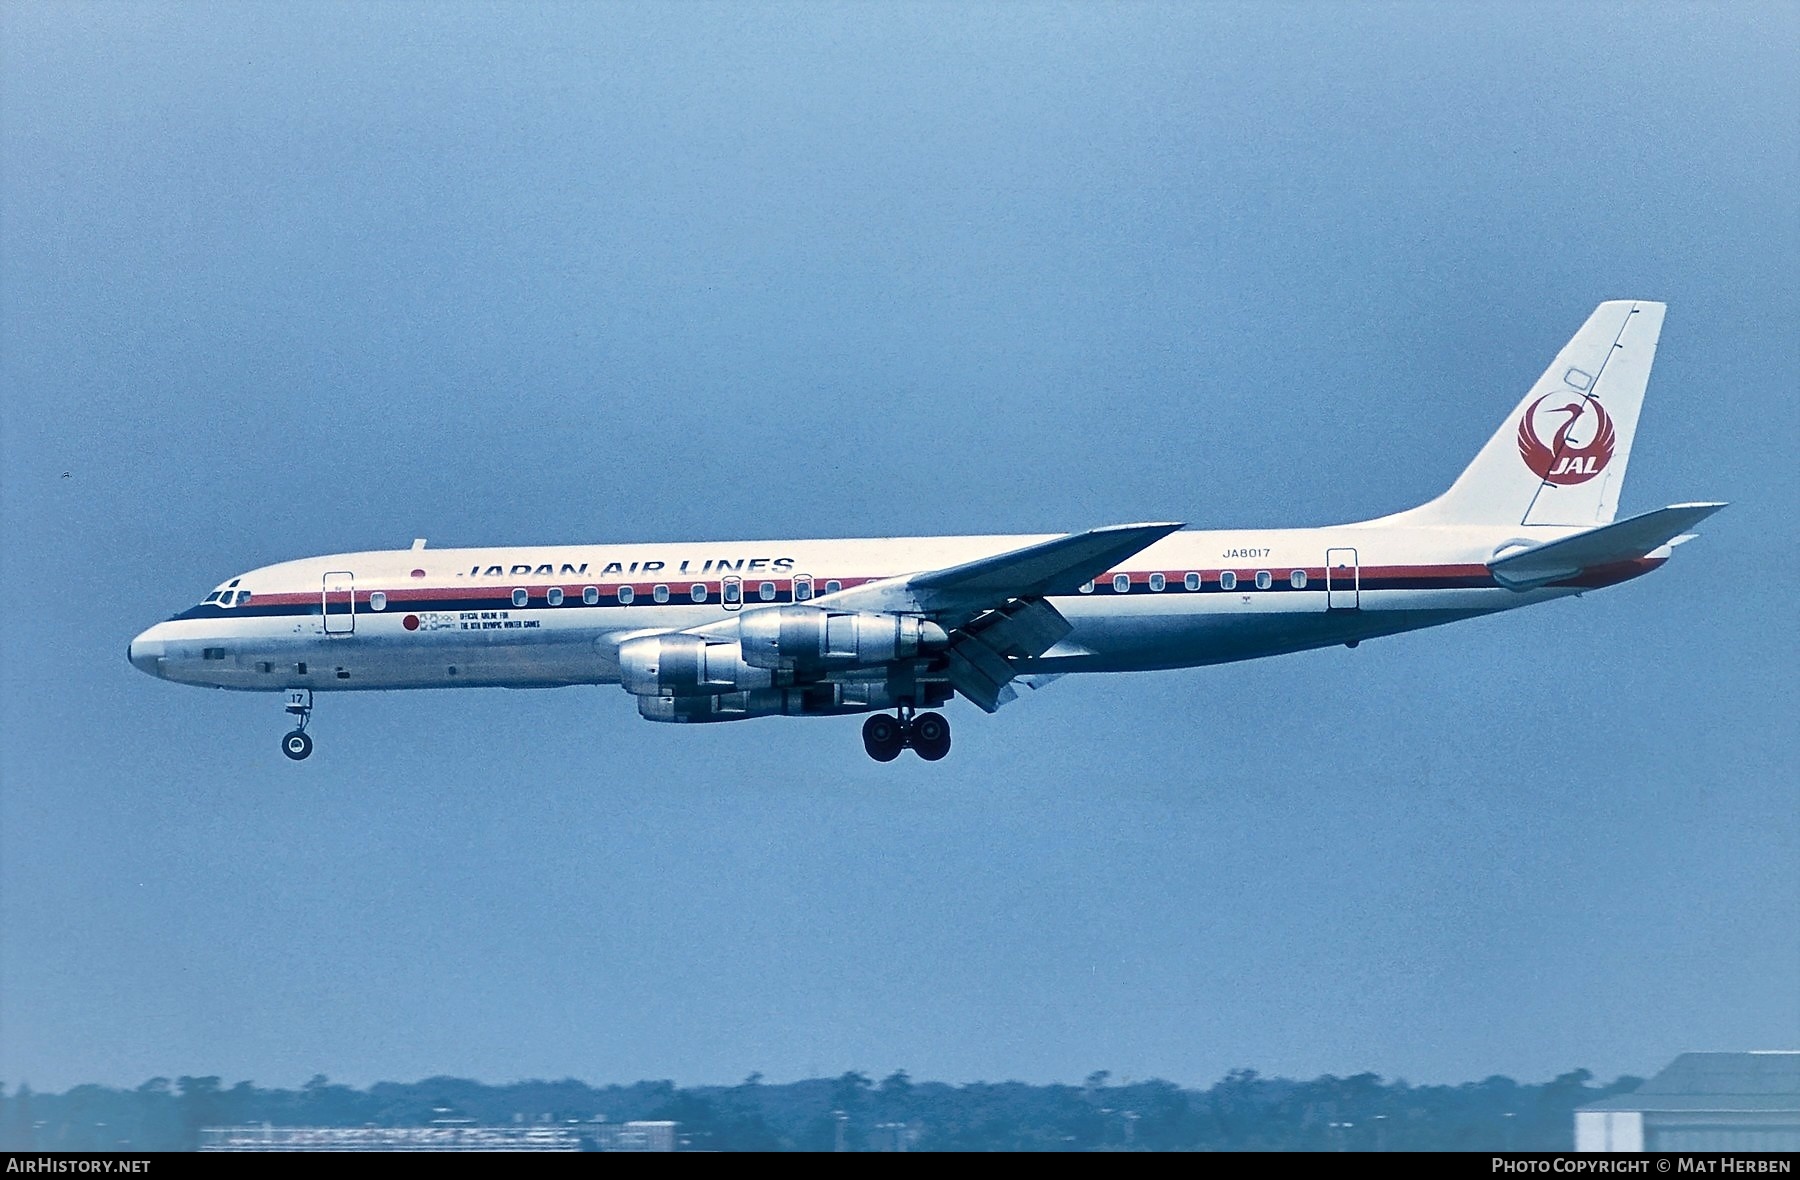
[1489,502,1726,589]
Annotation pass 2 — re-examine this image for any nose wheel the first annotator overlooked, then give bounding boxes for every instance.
[282,689,315,761]
[861,707,951,762]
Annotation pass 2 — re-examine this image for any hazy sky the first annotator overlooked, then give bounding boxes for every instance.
[3,2,1796,1093]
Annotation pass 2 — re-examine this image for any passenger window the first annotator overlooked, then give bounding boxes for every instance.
[758,581,776,601]
[794,575,813,602]
[1079,580,1096,594]
[617,586,635,605]
[1149,573,1166,592]
[1255,570,1272,590]
[723,581,741,605]
[1184,572,1201,591]
[582,586,599,605]
[512,588,529,607]
[1290,570,1307,589]
[653,584,670,604]
[547,587,564,606]
[370,592,387,612]
[1219,571,1238,590]
[690,583,707,603]
[1112,573,1131,593]
[825,580,841,594]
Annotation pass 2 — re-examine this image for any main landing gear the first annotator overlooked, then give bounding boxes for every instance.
[281,689,314,761]
[861,704,951,763]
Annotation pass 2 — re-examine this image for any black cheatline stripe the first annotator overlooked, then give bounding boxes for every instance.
[1360,574,1494,590]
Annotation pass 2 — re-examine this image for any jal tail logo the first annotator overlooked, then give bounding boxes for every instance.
[1517,394,1615,485]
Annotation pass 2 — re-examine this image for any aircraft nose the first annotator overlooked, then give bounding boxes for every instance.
[128,630,166,678]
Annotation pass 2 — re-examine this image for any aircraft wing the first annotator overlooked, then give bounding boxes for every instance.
[817,521,1185,712]
[672,523,1181,713]
[819,521,1186,616]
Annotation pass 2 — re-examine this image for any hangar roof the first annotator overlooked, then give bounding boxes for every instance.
[1582,1052,1800,1114]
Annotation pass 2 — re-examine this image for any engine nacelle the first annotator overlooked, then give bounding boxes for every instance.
[617,634,777,698]
[638,674,953,724]
[737,606,948,673]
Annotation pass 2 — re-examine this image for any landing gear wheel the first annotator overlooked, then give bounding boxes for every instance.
[862,714,904,762]
[281,689,314,761]
[910,711,951,761]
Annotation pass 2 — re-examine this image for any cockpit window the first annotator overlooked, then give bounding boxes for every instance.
[202,584,252,607]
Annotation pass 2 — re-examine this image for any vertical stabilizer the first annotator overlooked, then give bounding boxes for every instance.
[1391,301,1664,527]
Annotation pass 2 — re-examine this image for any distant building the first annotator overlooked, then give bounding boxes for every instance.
[1576,1051,1800,1152]
[591,1121,677,1152]
[199,1120,678,1152]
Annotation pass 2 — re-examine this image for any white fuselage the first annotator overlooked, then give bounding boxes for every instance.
[127,521,1658,695]
[122,300,1712,762]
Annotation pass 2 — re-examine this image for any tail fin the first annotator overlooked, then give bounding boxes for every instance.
[1392,301,1665,527]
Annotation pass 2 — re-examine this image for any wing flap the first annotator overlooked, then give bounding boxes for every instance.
[940,598,1076,713]
[943,642,1015,713]
[964,596,1073,658]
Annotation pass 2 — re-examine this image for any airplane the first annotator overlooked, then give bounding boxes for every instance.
[128,300,1723,763]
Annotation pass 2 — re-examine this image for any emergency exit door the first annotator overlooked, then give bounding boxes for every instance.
[323,571,355,634]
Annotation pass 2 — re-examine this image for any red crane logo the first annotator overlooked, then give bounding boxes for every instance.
[1517,395,1615,485]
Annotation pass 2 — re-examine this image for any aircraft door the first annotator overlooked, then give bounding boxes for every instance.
[1325,548,1359,610]
[323,571,356,634]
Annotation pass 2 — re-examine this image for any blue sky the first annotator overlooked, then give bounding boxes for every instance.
[3,2,1795,1091]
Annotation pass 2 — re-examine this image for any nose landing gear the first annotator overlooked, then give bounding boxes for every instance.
[861,705,952,763]
[282,689,314,761]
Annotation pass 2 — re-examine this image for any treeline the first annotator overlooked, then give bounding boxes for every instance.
[1,1068,1641,1151]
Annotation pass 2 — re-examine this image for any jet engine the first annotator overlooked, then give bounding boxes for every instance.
[617,634,782,698]
[638,671,953,723]
[736,606,949,673]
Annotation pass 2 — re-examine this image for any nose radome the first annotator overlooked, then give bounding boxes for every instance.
[128,631,166,678]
